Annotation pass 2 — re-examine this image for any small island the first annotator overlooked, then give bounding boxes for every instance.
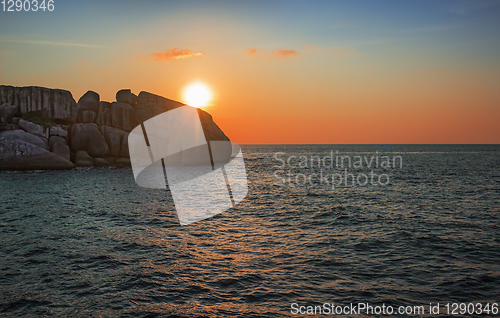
[0,85,229,171]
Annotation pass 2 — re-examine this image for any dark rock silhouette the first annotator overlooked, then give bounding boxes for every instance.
[135,91,185,123]
[78,90,100,104]
[0,85,230,171]
[116,89,137,106]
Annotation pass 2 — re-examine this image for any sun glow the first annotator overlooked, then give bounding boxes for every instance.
[183,83,212,108]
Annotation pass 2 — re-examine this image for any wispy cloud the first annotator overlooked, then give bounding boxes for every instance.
[246,48,258,55]
[0,38,105,48]
[272,49,300,57]
[150,48,206,61]
[245,47,300,58]
[246,46,356,59]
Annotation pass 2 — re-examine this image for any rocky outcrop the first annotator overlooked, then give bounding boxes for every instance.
[0,104,18,124]
[116,89,137,106]
[111,102,140,132]
[0,139,74,170]
[99,126,129,157]
[18,119,49,140]
[134,91,185,123]
[49,136,66,148]
[77,110,97,123]
[75,150,93,167]
[78,91,100,104]
[93,157,111,167]
[1,86,231,171]
[0,86,77,123]
[69,123,109,157]
[49,136,71,161]
[49,126,68,138]
[0,130,48,150]
[95,102,112,126]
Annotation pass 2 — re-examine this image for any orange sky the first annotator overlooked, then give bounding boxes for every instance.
[1,1,499,144]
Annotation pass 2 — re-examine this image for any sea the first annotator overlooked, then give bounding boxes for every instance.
[1,145,499,317]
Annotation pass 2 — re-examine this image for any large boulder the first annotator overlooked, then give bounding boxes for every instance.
[0,85,77,123]
[69,123,109,157]
[49,136,66,148]
[77,109,97,123]
[98,125,129,157]
[0,139,74,170]
[116,89,137,106]
[95,101,112,126]
[111,102,140,132]
[0,130,49,150]
[77,91,99,124]
[78,100,99,112]
[50,141,71,161]
[93,157,111,166]
[75,150,93,167]
[18,119,49,140]
[78,90,99,104]
[0,103,18,124]
[134,91,184,123]
[49,126,68,138]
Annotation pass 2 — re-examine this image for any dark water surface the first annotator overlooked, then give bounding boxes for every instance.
[1,145,499,317]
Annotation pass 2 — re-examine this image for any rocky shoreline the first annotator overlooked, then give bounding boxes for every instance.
[0,85,229,171]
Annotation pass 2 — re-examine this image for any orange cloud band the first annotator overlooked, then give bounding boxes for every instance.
[151,48,206,61]
[273,49,300,57]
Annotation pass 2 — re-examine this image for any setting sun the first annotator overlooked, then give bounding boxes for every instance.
[183,83,212,108]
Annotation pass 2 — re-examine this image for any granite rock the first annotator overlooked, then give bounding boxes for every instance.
[49,136,67,148]
[95,102,112,126]
[0,129,49,150]
[0,103,18,124]
[69,123,109,157]
[0,85,77,122]
[93,157,111,166]
[135,91,184,123]
[75,150,93,167]
[0,139,74,170]
[98,125,129,157]
[78,90,99,104]
[51,141,71,161]
[111,102,140,132]
[116,89,138,106]
[17,120,49,140]
[77,109,97,123]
